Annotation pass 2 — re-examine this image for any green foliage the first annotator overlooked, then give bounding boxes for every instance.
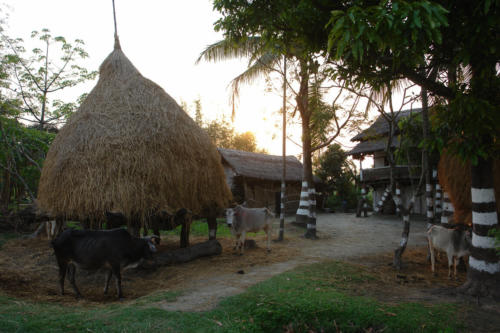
[0,260,463,332]
[488,228,500,255]
[315,144,358,209]
[1,28,97,129]
[324,0,500,161]
[0,116,55,202]
[396,112,440,166]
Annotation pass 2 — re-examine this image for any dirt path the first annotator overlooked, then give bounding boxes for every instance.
[159,213,429,311]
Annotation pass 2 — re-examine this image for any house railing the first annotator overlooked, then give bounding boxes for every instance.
[360,165,421,183]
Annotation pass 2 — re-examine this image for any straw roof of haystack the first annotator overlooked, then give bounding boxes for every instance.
[37,38,232,221]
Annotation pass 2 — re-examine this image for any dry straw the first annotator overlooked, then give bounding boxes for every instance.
[37,38,232,226]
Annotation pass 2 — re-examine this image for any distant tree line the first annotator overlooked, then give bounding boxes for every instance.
[181,98,267,154]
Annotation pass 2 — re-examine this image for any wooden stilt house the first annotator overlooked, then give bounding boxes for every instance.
[347,109,425,215]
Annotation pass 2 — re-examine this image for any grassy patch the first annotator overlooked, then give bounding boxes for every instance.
[0,261,463,332]
[161,219,264,238]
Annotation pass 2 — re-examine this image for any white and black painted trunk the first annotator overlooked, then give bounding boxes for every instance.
[393,182,414,270]
[296,181,309,225]
[434,182,443,221]
[395,185,401,217]
[440,191,454,226]
[460,157,500,298]
[426,181,435,224]
[374,186,390,214]
[356,186,369,217]
[304,185,317,239]
[278,181,285,240]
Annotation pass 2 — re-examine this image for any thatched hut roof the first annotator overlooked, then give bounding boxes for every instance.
[350,109,421,142]
[37,39,232,221]
[347,109,420,157]
[218,148,321,183]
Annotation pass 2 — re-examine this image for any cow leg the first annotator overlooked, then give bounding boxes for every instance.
[112,265,123,299]
[103,269,113,295]
[447,254,453,279]
[429,239,436,275]
[207,213,217,240]
[266,226,271,253]
[453,257,458,280]
[67,263,82,298]
[56,259,68,295]
[239,231,247,255]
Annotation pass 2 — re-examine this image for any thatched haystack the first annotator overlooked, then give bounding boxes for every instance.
[37,38,232,226]
[438,152,499,225]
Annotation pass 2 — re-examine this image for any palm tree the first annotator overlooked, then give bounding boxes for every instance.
[197,37,293,240]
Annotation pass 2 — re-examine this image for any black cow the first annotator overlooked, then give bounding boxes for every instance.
[51,228,159,299]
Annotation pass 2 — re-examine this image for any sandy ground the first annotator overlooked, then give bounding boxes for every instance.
[159,212,430,311]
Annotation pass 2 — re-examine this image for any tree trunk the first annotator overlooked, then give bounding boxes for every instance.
[421,87,434,226]
[278,56,287,241]
[459,156,500,299]
[153,240,222,266]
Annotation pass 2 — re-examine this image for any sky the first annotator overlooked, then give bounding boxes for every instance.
[1,0,300,155]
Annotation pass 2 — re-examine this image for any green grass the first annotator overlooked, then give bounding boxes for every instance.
[0,261,463,332]
[161,219,264,238]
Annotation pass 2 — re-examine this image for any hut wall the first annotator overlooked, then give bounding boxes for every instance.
[374,152,386,168]
[242,178,301,215]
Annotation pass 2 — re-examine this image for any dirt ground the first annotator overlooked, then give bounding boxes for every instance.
[1,213,499,331]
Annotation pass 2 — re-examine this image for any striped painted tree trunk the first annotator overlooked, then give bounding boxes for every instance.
[393,182,414,270]
[304,185,317,239]
[296,181,309,225]
[434,179,443,222]
[278,181,285,240]
[426,181,435,224]
[460,158,500,298]
[356,186,369,217]
[440,191,454,225]
[374,186,390,214]
[395,185,401,217]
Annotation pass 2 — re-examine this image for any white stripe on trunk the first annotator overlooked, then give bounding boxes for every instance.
[299,200,310,206]
[471,188,496,204]
[472,211,498,226]
[472,233,497,249]
[399,237,408,247]
[209,229,216,238]
[296,208,309,215]
[300,192,309,198]
[469,257,500,274]
[302,181,308,187]
[306,224,316,229]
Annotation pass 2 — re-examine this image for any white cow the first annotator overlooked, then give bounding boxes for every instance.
[226,205,273,255]
[427,225,471,279]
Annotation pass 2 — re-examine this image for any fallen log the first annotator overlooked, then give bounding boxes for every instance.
[153,239,222,266]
